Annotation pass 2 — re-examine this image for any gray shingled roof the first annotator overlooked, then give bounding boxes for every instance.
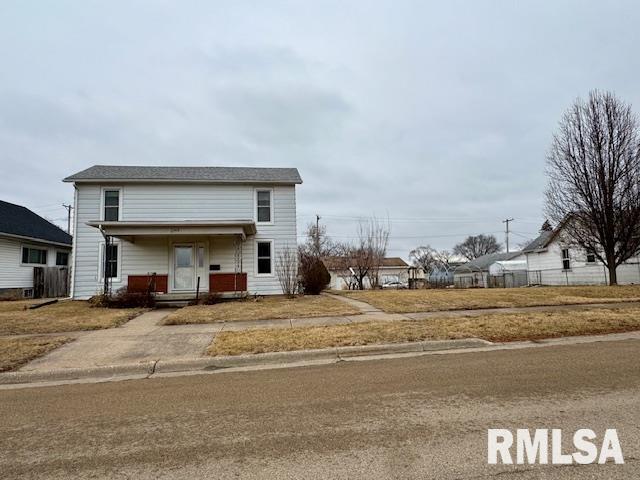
[454,251,523,273]
[0,200,72,246]
[63,165,302,184]
[522,230,554,253]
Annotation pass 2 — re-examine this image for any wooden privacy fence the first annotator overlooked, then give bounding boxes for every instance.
[33,267,70,298]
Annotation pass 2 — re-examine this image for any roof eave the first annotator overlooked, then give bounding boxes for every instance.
[63,178,302,185]
[0,232,72,248]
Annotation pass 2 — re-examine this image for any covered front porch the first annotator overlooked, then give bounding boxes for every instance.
[88,220,256,297]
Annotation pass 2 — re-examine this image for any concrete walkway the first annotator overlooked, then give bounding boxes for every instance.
[21,309,221,372]
[17,297,640,373]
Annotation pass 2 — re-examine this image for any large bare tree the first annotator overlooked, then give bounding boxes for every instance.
[453,234,501,260]
[545,90,640,285]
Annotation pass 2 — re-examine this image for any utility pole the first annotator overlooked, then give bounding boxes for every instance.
[502,218,514,252]
[62,204,74,234]
[315,214,321,256]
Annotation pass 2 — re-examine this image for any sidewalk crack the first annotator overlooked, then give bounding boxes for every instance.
[148,360,159,377]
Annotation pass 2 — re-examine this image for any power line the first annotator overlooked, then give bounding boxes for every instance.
[296,214,542,224]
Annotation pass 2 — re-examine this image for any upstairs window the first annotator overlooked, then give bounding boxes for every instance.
[22,247,47,265]
[256,190,272,223]
[561,248,571,270]
[257,241,272,275]
[56,251,69,266]
[103,189,120,221]
[586,250,597,264]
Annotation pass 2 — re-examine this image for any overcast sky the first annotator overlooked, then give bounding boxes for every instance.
[1,1,639,258]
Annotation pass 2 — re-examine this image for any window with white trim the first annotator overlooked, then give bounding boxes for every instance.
[100,243,120,280]
[561,248,571,270]
[257,241,272,275]
[56,251,69,266]
[586,249,597,264]
[256,190,272,223]
[103,189,120,221]
[22,247,47,265]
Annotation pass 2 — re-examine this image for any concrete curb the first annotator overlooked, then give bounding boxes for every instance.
[0,362,156,385]
[3,330,639,388]
[0,339,489,386]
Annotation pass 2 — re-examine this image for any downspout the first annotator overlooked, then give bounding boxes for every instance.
[69,185,79,299]
[98,225,110,296]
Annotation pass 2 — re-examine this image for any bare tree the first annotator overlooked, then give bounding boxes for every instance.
[433,249,456,271]
[545,90,640,285]
[453,234,502,260]
[301,222,335,257]
[361,217,390,289]
[409,245,438,273]
[332,217,390,290]
[275,245,298,297]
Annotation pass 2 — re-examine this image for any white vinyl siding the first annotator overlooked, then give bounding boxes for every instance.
[526,242,640,286]
[71,183,298,297]
[0,237,71,290]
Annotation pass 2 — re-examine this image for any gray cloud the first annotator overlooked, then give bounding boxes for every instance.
[0,0,639,257]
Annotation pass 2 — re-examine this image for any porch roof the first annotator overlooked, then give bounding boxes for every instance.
[86,219,257,239]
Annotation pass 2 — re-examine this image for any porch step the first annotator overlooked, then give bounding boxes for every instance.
[155,300,192,308]
[153,293,197,308]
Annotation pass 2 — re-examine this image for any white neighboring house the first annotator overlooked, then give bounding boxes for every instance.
[0,200,72,299]
[63,165,302,299]
[323,257,410,290]
[523,225,640,285]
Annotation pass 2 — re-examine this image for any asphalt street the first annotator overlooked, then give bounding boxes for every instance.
[1,340,639,479]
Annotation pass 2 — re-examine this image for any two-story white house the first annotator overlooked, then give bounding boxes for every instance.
[64,165,302,299]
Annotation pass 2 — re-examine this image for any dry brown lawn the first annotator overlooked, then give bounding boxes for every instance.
[208,306,640,356]
[336,285,640,313]
[0,300,145,335]
[164,295,360,325]
[0,336,71,372]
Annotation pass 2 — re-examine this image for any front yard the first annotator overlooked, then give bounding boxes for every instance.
[163,295,360,325]
[335,285,640,313]
[208,306,640,356]
[0,300,146,335]
[0,336,71,372]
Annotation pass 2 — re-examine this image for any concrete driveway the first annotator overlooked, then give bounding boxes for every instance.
[20,309,222,371]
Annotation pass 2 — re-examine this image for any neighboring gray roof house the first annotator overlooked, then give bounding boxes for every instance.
[0,200,72,246]
[454,251,523,274]
[0,201,72,299]
[63,165,303,185]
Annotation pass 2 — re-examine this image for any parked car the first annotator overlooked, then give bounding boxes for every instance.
[382,281,408,289]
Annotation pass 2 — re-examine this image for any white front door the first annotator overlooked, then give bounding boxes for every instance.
[173,244,195,290]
